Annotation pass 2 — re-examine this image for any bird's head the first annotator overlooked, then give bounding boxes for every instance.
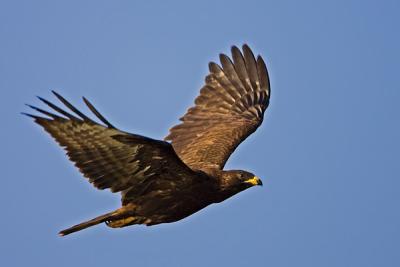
[220,170,263,193]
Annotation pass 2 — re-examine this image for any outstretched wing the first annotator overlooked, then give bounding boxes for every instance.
[24,91,196,202]
[165,45,270,171]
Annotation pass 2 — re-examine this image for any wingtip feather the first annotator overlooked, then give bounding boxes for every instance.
[21,112,39,119]
[82,97,116,129]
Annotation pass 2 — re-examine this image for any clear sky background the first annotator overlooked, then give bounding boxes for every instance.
[1,0,399,266]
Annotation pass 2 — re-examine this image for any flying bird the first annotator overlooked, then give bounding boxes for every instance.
[24,44,270,236]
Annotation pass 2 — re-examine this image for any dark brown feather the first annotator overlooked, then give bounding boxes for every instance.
[165,45,270,171]
[26,94,197,200]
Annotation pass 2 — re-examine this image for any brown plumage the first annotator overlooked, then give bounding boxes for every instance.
[24,44,270,236]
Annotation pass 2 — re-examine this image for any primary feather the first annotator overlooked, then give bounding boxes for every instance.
[165,45,270,171]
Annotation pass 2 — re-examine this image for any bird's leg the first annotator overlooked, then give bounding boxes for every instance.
[106,217,137,228]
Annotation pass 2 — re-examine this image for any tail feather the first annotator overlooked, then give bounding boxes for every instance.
[59,211,116,236]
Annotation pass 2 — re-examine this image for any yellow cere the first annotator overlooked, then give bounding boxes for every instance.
[245,176,262,186]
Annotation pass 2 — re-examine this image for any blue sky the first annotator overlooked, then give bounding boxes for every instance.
[1,0,399,266]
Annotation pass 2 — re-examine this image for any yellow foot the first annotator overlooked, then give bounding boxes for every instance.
[106,217,136,228]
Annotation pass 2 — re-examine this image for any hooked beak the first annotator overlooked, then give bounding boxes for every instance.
[244,176,263,186]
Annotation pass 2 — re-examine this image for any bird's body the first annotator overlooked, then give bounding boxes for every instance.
[106,170,240,227]
[24,44,270,236]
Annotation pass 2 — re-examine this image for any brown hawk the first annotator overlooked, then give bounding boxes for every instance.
[24,44,270,236]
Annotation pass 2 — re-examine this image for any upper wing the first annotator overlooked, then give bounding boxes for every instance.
[165,45,270,171]
[24,91,196,200]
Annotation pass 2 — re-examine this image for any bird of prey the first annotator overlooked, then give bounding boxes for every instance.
[24,44,270,236]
